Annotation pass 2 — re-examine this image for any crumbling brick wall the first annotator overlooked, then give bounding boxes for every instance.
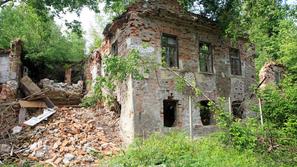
[85,49,102,93]
[0,40,22,134]
[94,0,256,144]
[259,62,285,88]
[0,50,11,84]
[0,39,23,103]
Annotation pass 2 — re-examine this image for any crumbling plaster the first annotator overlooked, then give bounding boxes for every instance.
[95,0,256,143]
[0,40,22,84]
[0,40,23,102]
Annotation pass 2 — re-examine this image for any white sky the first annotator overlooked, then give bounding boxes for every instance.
[54,3,110,52]
[287,0,297,4]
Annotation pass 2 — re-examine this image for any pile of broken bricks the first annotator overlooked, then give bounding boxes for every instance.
[1,107,122,166]
[0,76,122,166]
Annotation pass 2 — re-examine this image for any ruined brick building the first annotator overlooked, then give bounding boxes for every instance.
[0,40,23,133]
[90,0,256,143]
[0,39,22,102]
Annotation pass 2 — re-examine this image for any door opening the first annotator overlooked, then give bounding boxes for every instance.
[163,100,178,127]
[199,100,213,126]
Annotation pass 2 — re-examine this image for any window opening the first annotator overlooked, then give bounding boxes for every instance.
[161,34,178,67]
[199,100,212,126]
[230,48,241,75]
[163,100,178,127]
[199,42,213,73]
[232,101,244,119]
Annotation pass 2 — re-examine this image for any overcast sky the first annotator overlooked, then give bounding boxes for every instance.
[54,3,109,52]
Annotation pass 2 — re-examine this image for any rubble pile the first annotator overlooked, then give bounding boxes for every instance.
[0,80,19,134]
[0,81,18,103]
[0,107,122,166]
[39,79,84,105]
[0,105,18,136]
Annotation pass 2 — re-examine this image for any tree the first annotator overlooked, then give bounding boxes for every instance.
[0,4,85,80]
[1,0,99,13]
[0,4,84,62]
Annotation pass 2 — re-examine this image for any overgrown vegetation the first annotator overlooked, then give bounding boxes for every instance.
[0,3,85,80]
[108,132,274,167]
[1,0,296,166]
[107,82,297,166]
[81,49,152,107]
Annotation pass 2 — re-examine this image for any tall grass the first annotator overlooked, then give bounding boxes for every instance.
[108,132,271,167]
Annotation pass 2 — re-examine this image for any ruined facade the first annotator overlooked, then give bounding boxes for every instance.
[0,40,22,102]
[93,0,256,143]
[0,40,22,134]
[85,49,102,93]
[259,62,285,88]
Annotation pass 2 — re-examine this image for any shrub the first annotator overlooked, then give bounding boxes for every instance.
[108,132,270,167]
[209,99,258,150]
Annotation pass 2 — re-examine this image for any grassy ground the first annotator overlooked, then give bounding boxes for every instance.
[107,132,286,167]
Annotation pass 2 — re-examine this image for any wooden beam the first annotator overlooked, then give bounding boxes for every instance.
[19,100,47,108]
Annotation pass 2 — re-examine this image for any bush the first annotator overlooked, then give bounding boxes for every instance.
[108,132,270,167]
[259,77,297,128]
[208,99,258,150]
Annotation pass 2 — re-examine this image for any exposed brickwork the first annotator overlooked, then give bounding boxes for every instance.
[259,62,285,88]
[0,39,23,102]
[0,40,22,134]
[92,0,256,144]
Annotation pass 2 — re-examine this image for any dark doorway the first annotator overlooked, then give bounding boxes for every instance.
[163,100,178,127]
[200,100,212,126]
[232,101,244,119]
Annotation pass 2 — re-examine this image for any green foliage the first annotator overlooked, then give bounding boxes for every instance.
[205,78,297,165]
[1,0,100,14]
[87,14,111,53]
[240,0,293,70]
[82,49,147,107]
[88,35,103,54]
[104,50,144,81]
[256,77,297,163]
[0,4,85,72]
[177,0,297,73]
[209,99,257,150]
[259,77,297,128]
[108,132,270,167]
[99,0,297,75]
[175,76,187,93]
[0,5,43,49]
[80,94,101,108]
[104,0,136,16]
[278,19,297,74]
